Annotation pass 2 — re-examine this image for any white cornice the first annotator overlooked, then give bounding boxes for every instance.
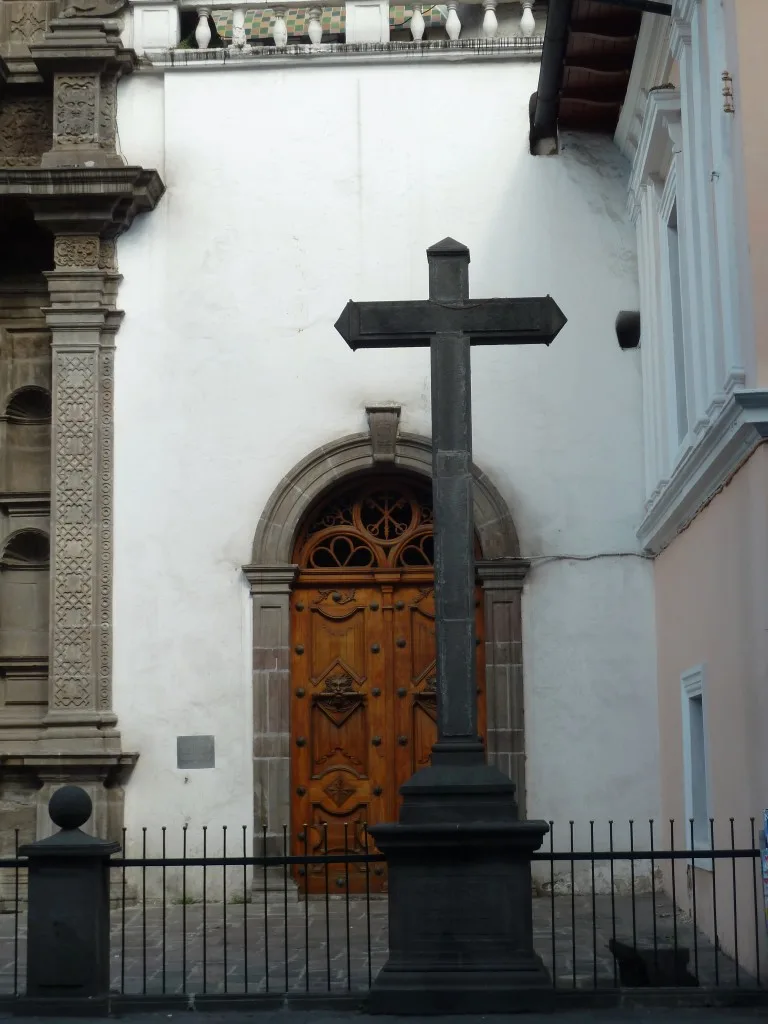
[638,390,768,554]
[672,0,699,26]
[669,20,691,60]
[615,13,674,162]
[627,88,681,219]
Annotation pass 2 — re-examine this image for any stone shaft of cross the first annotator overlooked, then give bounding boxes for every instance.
[426,239,481,761]
[334,238,567,768]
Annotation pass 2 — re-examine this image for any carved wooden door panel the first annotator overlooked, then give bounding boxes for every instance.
[391,584,486,809]
[289,477,486,895]
[291,585,388,894]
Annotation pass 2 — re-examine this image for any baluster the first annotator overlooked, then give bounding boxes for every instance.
[482,0,497,38]
[307,5,323,43]
[229,5,252,51]
[445,0,460,40]
[410,2,425,41]
[520,0,534,37]
[272,4,288,45]
[195,6,212,48]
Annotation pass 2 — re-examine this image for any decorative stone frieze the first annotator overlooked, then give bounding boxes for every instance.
[52,233,120,270]
[0,95,52,167]
[53,232,99,267]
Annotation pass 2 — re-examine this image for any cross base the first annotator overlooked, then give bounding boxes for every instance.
[367,763,552,1014]
[368,960,554,1016]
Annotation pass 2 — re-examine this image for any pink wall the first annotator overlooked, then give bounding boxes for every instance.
[726,0,768,384]
[655,445,768,975]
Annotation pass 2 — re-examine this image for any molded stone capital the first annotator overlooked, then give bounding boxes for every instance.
[476,557,530,589]
[243,564,299,595]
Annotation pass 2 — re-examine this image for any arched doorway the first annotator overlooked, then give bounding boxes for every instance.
[244,422,529,885]
[289,475,485,893]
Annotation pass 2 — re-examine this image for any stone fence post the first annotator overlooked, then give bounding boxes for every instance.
[19,784,119,1012]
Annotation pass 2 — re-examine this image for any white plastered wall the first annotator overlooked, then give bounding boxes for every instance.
[114,59,659,860]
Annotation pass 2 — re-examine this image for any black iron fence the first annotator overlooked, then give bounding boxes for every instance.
[0,838,23,1000]
[1,818,766,1006]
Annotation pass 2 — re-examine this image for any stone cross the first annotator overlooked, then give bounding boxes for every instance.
[335,238,566,768]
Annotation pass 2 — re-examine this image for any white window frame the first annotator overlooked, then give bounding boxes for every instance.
[658,167,690,452]
[680,664,713,869]
[628,89,696,487]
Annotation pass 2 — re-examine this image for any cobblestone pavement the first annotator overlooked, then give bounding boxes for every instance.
[0,891,757,996]
[0,1013,767,1024]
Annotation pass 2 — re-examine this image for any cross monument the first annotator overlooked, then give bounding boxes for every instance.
[335,239,567,1013]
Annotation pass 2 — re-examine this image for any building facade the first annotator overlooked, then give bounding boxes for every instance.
[0,0,662,889]
[532,0,767,975]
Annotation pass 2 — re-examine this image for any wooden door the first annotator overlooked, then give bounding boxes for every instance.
[291,584,387,894]
[390,584,486,811]
[289,478,486,894]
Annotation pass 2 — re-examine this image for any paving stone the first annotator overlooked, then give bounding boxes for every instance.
[0,893,754,996]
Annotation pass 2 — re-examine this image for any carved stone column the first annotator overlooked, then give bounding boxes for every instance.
[41,233,120,735]
[477,557,529,816]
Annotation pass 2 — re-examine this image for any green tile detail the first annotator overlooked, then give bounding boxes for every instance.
[212,3,444,41]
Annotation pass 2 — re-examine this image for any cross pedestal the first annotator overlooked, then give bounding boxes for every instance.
[335,239,567,1013]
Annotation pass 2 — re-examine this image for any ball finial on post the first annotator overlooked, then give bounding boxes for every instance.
[48,785,93,831]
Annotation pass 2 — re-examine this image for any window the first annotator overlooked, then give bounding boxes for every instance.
[680,665,711,854]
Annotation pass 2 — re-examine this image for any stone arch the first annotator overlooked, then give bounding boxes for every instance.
[244,427,530,852]
[251,431,521,565]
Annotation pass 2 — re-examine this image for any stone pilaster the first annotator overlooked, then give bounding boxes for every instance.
[29,16,133,169]
[0,0,163,843]
[42,233,119,733]
[477,557,529,815]
[243,564,298,856]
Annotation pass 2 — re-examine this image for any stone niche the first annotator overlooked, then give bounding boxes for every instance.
[3,386,51,491]
[0,529,50,711]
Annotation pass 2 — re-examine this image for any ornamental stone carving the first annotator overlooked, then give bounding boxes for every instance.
[51,351,97,709]
[98,76,115,149]
[0,97,52,167]
[98,239,117,270]
[53,234,100,268]
[53,75,97,146]
[8,1,47,43]
[97,346,113,710]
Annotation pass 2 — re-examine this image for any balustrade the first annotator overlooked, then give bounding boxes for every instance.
[170,0,536,50]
